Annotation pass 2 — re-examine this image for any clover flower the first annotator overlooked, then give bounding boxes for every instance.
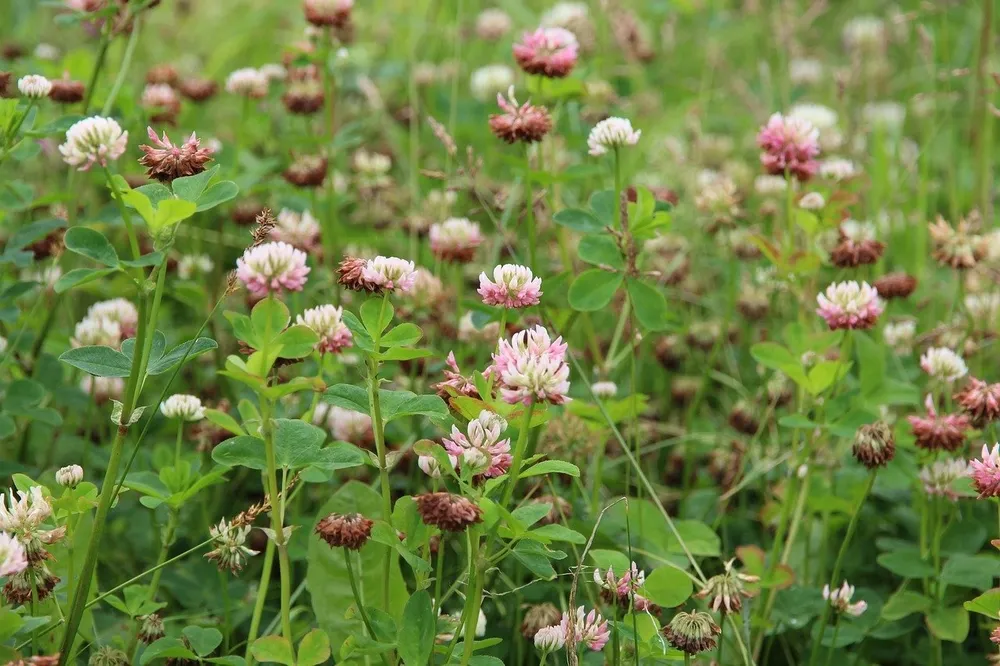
[429,217,484,262]
[560,606,610,651]
[271,208,321,251]
[533,625,566,652]
[489,87,552,144]
[296,305,352,354]
[415,493,483,532]
[513,27,579,78]
[226,67,269,98]
[478,264,542,308]
[920,347,967,384]
[303,0,353,27]
[815,281,883,330]
[59,116,128,170]
[662,610,721,655]
[587,117,641,156]
[970,444,1000,499]
[907,394,970,452]
[920,458,969,501]
[235,241,311,298]
[756,112,820,181]
[17,74,51,99]
[205,519,258,574]
[488,326,571,405]
[883,319,916,354]
[852,421,895,469]
[55,465,84,488]
[71,316,121,348]
[160,394,205,422]
[593,562,655,611]
[695,559,760,613]
[443,410,511,479]
[823,581,867,616]
[318,404,372,445]
[830,220,884,267]
[139,127,214,182]
[0,532,27,577]
[470,64,515,102]
[361,256,417,294]
[80,376,124,403]
[873,273,917,300]
[954,377,1000,427]
[177,254,214,280]
[929,216,985,269]
[315,512,373,550]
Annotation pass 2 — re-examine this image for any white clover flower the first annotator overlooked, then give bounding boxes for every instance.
[920,458,969,500]
[789,103,838,131]
[475,8,513,40]
[843,15,886,51]
[406,268,445,309]
[0,487,53,542]
[789,58,823,85]
[34,43,59,61]
[841,219,877,242]
[206,519,258,573]
[823,581,867,616]
[919,347,967,383]
[815,281,883,330]
[587,117,641,156]
[799,192,825,210]
[141,83,178,110]
[361,256,417,293]
[478,264,542,309]
[236,241,311,298]
[754,174,788,195]
[883,319,916,354]
[259,63,287,81]
[160,394,206,421]
[541,1,589,28]
[59,116,129,171]
[177,254,214,280]
[863,101,906,131]
[534,625,566,652]
[353,149,392,176]
[819,158,858,181]
[71,317,121,348]
[56,465,84,488]
[18,75,52,99]
[22,265,62,287]
[225,67,269,98]
[429,217,483,262]
[470,64,515,102]
[964,293,1000,321]
[325,405,372,444]
[80,376,124,402]
[0,532,27,577]
[296,304,352,354]
[418,454,457,479]
[591,381,617,398]
[272,208,321,250]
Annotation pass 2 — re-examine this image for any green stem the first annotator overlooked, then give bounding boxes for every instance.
[613,147,623,228]
[100,13,142,116]
[344,548,392,666]
[459,526,484,666]
[807,470,878,666]
[103,167,143,269]
[245,538,276,664]
[366,293,393,611]
[499,402,536,511]
[174,422,183,466]
[261,396,293,642]
[82,26,113,114]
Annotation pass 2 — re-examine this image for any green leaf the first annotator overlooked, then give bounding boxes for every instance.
[642,566,694,608]
[589,549,631,574]
[882,590,932,621]
[183,626,223,657]
[568,269,622,311]
[361,298,394,337]
[62,227,119,267]
[589,190,617,224]
[926,606,969,643]
[252,297,291,343]
[578,235,624,269]
[140,638,200,665]
[807,360,849,395]
[150,199,197,233]
[322,385,449,424]
[54,267,119,293]
[877,549,934,578]
[147,337,218,375]
[398,591,435,666]
[964,589,1000,618]
[6,218,64,251]
[307,482,407,652]
[520,460,580,478]
[296,629,331,666]
[205,409,245,436]
[552,208,604,233]
[380,323,422,348]
[59,345,132,377]
[512,540,557,579]
[120,251,165,268]
[531,524,586,544]
[171,165,219,202]
[121,188,155,225]
[250,636,296,665]
[274,325,320,359]
[626,278,672,331]
[940,554,1000,589]
[853,331,885,397]
[213,420,365,472]
[196,180,240,212]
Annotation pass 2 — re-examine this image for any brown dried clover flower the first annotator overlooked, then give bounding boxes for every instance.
[146,64,178,86]
[488,88,552,144]
[315,512,374,550]
[728,400,760,436]
[830,221,885,267]
[138,613,165,643]
[138,127,215,183]
[283,154,328,188]
[929,215,985,269]
[872,272,917,299]
[521,603,563,639]
[282,78,325,115]
[662,610,721,655]
[48,75,85,104]
[415,492,482,532]
[852,421,895,469]
[337,256,378,293]
[178,77,218,103]
[954,377,1000,428]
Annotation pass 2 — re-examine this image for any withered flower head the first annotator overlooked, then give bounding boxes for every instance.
[662,610,721,655]
[488,86,552,144]
[145,64,178,86]
[338,256,376,292]
[179,77,218,103]
[695,559,759,614]
[852,421,895,469]
[315,512,374,550]
[48,74,84,104]
[728,400,760,436]
[3,563,59,605]
[830,220,885,267]
[521,602,562,639]
[872,272,917,299]
[232,199,265,226]
[137,614,164,643]
[929,215,985,269]
[138,127,215,182]
[283,154,328,188]
[88,646,128,666]
[282,77,325,115]
[907,394,970,452]
[415,492,482,532]
[954,377,1000,428]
